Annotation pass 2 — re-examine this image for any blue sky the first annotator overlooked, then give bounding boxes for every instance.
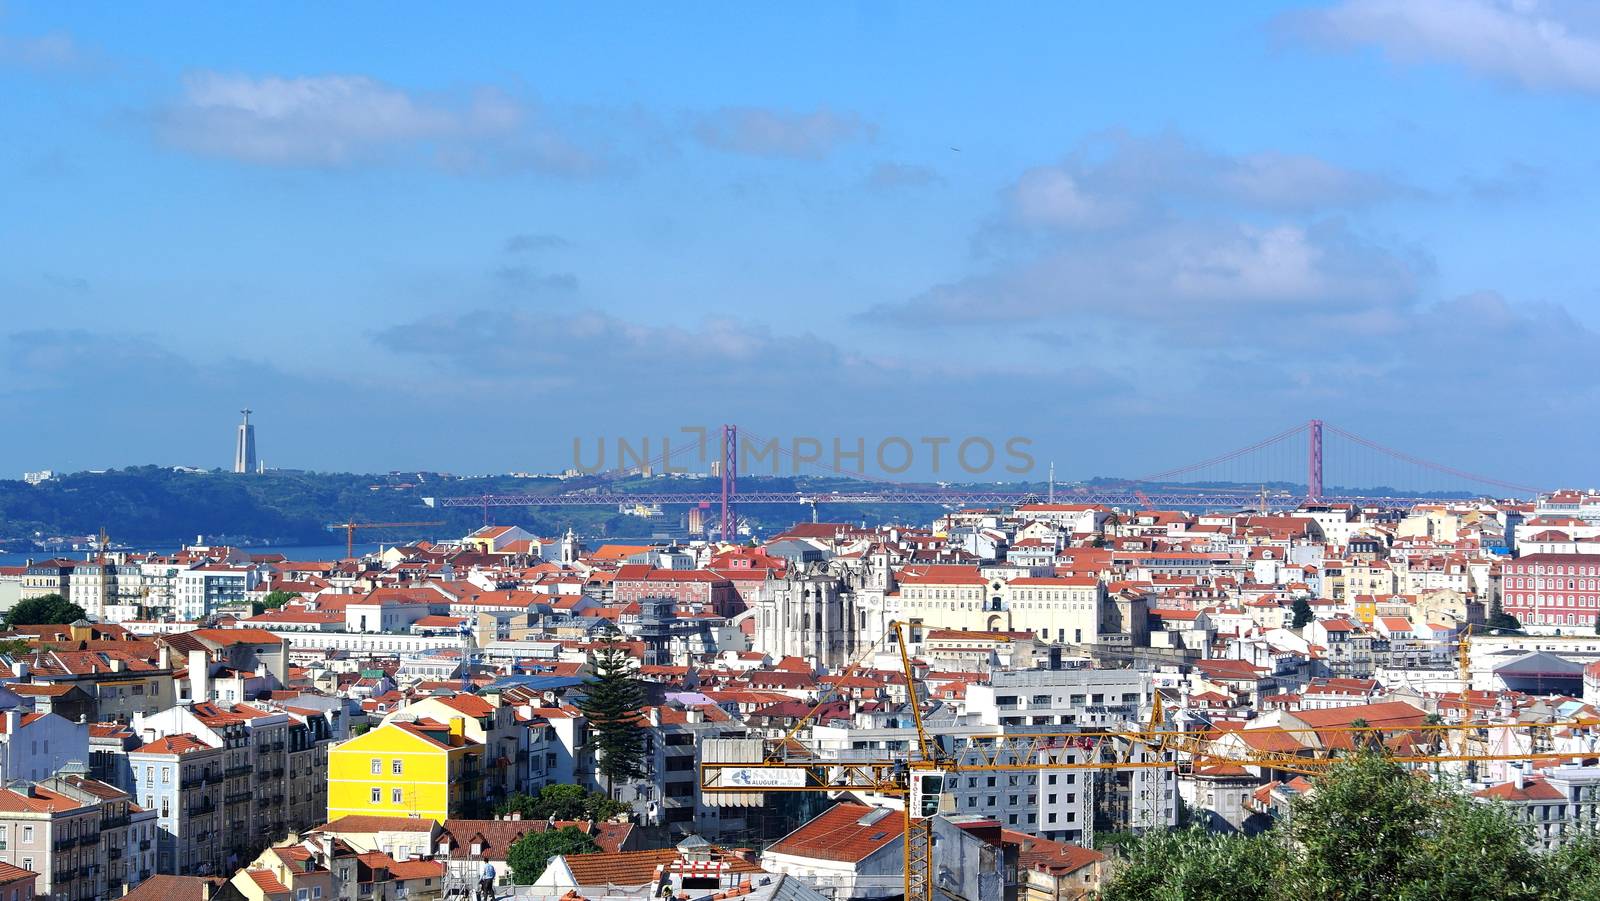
[2,1,1599,487]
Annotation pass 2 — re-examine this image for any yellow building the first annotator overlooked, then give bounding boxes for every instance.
[328,718,485,824]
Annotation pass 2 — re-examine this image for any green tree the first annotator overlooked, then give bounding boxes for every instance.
[506,826,599,884]
[1486,594,1523,632]
[1101,751,1564,901]
[1287,752,1434,900]
[1291,598,1314,629]
[3,594,87,627]
[1100,824,1286,901]
[1541,829,1600,901]
[497,785,629,822]
[0,639,31,656]
[1410,793,1543,901]
[577,633,647,799]
[260,590,299,610]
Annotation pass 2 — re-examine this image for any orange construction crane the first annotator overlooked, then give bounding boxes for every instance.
[701,620,1600,901]
[327,520,444,559]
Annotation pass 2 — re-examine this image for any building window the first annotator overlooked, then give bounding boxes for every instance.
[371,758,382,775]
[371,788,381,803]
[20,827,31,844]
[391,789,403,804]
[392,760,403,775]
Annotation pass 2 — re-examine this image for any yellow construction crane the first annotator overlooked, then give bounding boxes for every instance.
[701,620,1600,901]
[326,520,445,559]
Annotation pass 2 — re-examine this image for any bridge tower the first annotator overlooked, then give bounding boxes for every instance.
[719,424,738,542]
[1306,419,1324,503]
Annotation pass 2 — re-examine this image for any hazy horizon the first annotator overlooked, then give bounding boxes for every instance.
[5,4,1599,486]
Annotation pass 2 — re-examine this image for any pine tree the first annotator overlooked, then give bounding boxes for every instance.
[578,632,647,799]
[1485,593,1522,632]
[1291,597,1314,629]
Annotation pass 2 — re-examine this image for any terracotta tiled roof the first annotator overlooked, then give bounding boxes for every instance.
[314,815,437,834]
[1006,829,1104,876]
[1475,779,1567,803]
[134,734,213,755]
[434,694,496,717]
[440,819,534,858]
[562,848,762,886]
[388,857,446,879]
[122,875,223,901]
[246,868,291,895]
[188,628,284,646]
[767,803,903,863]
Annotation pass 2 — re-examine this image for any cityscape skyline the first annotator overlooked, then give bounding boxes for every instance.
[5,3,1600,484]
[5,6,1600,896]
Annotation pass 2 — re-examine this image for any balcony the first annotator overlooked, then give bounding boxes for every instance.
[226,792,252,805]
[53,867,77,881]
[201,771,224,786]
[139,839,151,851]
[102,815,130,829]
[186,801,215,817]
[226,765,252,778]
[108,847,123,860]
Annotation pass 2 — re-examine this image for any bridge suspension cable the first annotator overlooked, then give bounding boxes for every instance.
[1323,423,1538,496]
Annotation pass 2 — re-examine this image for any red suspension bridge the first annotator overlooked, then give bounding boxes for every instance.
[439,421,1540,541]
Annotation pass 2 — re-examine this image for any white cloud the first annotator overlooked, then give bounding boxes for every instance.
[1001,132,1405,228]
[875,133,1422,331]
[1292,0,1600,94]
[1008,168,1128,228]
[154,72,607,173]
[875,218,1423,330]
[691,106,874,159]
[157,72,517,166]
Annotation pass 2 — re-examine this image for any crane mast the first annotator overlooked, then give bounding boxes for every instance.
[327,520,445,559]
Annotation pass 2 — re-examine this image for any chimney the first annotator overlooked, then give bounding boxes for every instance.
[647,708,660,728]
[2,710,17,734]
[1511,764,1525,790]
[9,662,26,679]
[448,717,465,739]
[189,649,210,703]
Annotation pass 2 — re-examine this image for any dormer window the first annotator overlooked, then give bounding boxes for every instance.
[471,841,483,855]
